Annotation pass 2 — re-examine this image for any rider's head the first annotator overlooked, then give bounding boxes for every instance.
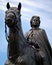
[30,16,40,28]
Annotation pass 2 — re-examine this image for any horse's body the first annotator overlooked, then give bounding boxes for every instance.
[5,2,51,65]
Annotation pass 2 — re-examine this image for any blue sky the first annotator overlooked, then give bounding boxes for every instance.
[0,0,52,65]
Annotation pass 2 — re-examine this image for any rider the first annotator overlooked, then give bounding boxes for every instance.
[25,16,52,65]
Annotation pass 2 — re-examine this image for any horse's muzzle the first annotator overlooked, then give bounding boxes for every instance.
[5,18,14,27]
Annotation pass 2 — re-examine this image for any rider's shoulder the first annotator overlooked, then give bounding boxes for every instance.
[39,28,45,32]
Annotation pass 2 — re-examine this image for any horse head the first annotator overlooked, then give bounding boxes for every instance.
[5,2,21,30]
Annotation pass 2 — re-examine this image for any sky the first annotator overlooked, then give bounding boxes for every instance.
[0,0,52,65]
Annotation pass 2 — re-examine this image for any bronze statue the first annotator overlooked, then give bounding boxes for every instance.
[25,16,52,65]
[5,2,38,65]
[4,2,52,65]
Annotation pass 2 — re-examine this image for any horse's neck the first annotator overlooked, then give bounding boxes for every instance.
[11,25,27,51]
[9,21,28,55]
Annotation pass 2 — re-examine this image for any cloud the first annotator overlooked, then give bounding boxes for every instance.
[9,0,52,13]
[22,0,52,13]
[0,0,52,13]
[0,0,34,13]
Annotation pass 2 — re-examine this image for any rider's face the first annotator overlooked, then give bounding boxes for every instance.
[32,18,39,26]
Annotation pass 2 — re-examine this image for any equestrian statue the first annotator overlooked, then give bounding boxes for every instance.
[4,2,52,65]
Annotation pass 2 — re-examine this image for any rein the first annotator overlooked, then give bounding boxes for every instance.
[5,23,9,42]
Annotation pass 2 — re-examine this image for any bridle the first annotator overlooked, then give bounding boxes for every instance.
[5,10,21,42]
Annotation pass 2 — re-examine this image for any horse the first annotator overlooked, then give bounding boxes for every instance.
[5,2,38,65]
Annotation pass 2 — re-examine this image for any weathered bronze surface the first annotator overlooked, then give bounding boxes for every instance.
[25,16,52,65]
[5,2,52,65]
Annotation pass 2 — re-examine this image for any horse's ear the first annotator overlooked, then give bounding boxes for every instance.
[6,2,10,9]
[18,2,21,11]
